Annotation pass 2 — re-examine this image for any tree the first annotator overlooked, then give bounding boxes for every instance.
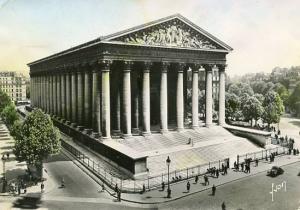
[242,96,264,126]
[225,93,240,121]
[14,109,61,178]
[274,83,290,106]
[262,91,284,127]
[1,103,19,128]
[228,84,241,96]
[288,83,300,115]
[254,93,264,103]
[0,90,11,113]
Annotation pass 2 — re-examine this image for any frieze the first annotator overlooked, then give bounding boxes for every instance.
[111,19,219,50]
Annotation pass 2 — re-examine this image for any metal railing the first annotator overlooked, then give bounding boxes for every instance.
[62,140,288,193]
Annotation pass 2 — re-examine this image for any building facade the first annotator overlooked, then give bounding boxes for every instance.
[0,71,27,102]
[28,14,232,139]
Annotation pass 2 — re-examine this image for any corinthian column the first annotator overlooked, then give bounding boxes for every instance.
[101,60,112,139]
[160,62,169,133]
[61,73,66,120]
[122,61,132,137]
[49,75,53,115]
[84,69,92,128]
[204,64,213,127]
[192,65,199,128]
[218,64,226,126]
[92,67,101,136]
[77,69,84,126]
[142,61,151,135]
[57,74,61,118]
[71,71,77,124]
[176,63,185,132]
[66,72,71,121]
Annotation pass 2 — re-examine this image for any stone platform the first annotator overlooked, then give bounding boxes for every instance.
[116,126,264,176]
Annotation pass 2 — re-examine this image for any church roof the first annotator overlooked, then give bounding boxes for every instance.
[28,14,232,66]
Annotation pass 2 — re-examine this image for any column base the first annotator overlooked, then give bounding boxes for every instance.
[70,123,77,128]
[122,133,132,139]
[77,126,85,131]
[112,130,121,136]
[177,127,184,132]
[83,129,93,135]
[101,136,111,140]
[142,131,151,136]
[160,129,168,134]
[192,125,199,129]
[218,122,226,127]
[91,132,100,139]
[205,123,212,128]
[65,121,71,125]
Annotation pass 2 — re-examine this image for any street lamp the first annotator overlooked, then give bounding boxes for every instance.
[166,156,171,198]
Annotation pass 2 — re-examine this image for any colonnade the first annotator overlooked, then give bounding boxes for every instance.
[30,60,226,139]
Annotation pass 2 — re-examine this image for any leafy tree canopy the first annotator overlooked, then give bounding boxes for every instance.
[1,103,19,128]
[0,90,11,113]
[14,109,61,166]
[262,91,284,126]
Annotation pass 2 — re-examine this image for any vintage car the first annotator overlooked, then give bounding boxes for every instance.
[267,166,284,177]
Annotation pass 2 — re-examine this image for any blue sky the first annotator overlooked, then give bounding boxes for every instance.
[0,0,300,76]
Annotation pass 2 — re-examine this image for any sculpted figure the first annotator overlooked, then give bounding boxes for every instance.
[159,29,167,45]
[177,27,183,45]
[166,26,172,44]
[170,25,177,43]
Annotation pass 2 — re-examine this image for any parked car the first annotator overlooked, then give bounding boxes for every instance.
[267,166,284,177]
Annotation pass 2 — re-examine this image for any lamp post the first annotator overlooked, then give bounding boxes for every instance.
[166,156,171,198]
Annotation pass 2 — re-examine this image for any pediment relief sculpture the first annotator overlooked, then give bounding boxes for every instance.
[112,19,219,50]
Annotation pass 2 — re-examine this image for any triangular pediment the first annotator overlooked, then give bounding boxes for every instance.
[102,14,232,51]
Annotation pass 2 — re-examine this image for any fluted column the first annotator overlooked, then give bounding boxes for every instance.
[84,69,92,128]
[61,73,66,120]
[92,67,101,136]
[66,72,71,121]
[122,61,132,137]
[218,64,226,126]
[77,69,84,126]
[204,64,213,127]
[176,63,185,131]
[142,61,151,135]
[192,65,199,128]
[160,62,169,133]
[101,60,112,139]
[57,74,61,117]
[47,75,50,113]
[49,75,53,115]
[53,74,57,116]
[71,71,77,124]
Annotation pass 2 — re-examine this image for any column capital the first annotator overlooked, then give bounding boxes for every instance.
[143,61,152,73]
[191,63,201,73]
[217,64,227,72]
[177,63,186,73]
[98,59,112,72]
[161,62,170,73]
[202,64,214,72]
[124,60,133,72]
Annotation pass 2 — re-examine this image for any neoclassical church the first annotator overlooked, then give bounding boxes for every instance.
[29,14,232,139]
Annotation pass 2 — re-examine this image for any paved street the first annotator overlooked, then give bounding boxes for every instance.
[159,161,300,210]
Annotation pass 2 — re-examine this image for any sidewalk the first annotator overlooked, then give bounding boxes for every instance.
[63,140,300,204]
[0,122,56,197]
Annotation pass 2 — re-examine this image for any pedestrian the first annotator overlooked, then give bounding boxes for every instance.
[142,184,146,193]
[234,161,237,170]
[222,201,226,210]
[241,163,244,172]
[61,177,65,188]
[212,184,216,196]
[117,190,121,202]
[18,185,21,195]
[248,164,251,173]
[101,183,105,192]
[224,166,228,175]
[255,159,258,167]
[114,184,118,193]
[195,175,198,184]
[24,183,27,194]
[205,175,209,185]
[187,181,190,192]
[161,181,165,191]
[216,169,219,178]
[6,153,9,159]
[41,182,44,193]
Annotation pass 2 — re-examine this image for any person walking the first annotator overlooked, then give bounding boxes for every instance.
[61,177,65,188]
[41,182,44,193]
[161,181,165,191]
[195,175,198,184]
[117,189,121,202]
[212,185,216,196]
[216,169,219,178]
[222,201,226,210]
[187,181,190,192]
